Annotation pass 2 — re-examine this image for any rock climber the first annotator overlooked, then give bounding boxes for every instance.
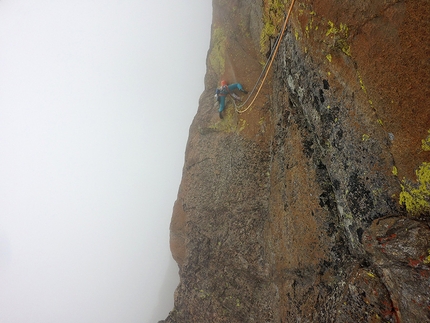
[215,80,248,119]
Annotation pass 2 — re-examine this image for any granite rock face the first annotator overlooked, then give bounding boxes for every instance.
[165,0,430,322]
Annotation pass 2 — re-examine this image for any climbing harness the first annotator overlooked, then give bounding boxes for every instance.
[234,0,296,114]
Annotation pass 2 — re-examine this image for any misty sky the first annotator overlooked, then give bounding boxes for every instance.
[0,1,212,322]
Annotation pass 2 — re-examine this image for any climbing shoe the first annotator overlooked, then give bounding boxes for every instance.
[219,111,223,119]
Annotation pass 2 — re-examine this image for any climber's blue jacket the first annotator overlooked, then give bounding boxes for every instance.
[216,83,245,112]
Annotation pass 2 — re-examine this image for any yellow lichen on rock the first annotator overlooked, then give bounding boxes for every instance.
[208,106,247,134]
[356,71,367,94]
[209,27,227,75]
[238,118,247,132]
[421,129,430,151]
[424,250,430,264]
[400,131,430,215]
[399,162,430,215]
[260,0,288,56]
[326,21,348,37]
[326,21,351,56]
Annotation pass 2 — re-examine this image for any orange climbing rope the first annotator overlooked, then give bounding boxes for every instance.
[234,0,296,114]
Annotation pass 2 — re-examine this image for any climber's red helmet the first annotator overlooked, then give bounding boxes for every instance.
[221,80,228,86]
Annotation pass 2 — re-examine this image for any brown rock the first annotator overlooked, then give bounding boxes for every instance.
[165,0,430,322]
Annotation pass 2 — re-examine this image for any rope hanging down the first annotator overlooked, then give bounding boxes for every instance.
[234,0,296,114]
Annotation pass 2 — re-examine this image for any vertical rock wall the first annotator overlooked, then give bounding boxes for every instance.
[164,0,430,322]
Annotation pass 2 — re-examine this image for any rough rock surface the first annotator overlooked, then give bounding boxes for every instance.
[164,0,430,322]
